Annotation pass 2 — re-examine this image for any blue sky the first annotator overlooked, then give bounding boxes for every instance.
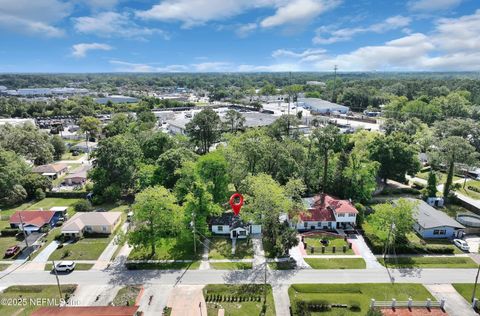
[0,0,479,72]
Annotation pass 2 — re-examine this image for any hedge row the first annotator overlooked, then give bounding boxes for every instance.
[1,228,19,236]
[363,233,454,255]
[46,191,88,198]
[294,300,360,315]
[468,186,480,193]
[379,187,421,196]
[205,294,261,303]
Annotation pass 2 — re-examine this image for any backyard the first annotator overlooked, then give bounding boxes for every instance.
[457,180,480,200]
[304,258,366,269]
[289,283,434,316]
[208,237,254,259]
[0,285,76,316]
[204,284,275,316]
[303,235,354,255]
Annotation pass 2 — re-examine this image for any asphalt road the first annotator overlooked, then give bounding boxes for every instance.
[1,266,478,288]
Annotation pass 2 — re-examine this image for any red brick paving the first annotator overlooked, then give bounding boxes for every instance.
[381,307,448,316]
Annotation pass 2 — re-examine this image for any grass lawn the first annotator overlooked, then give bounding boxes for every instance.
[112,285,142,306]
[126,261,200,270]
[452,284,477,305]
[48,236,112,261]
[457,180,480,200]
[0,263,10,271]
[304,258,366,269]
[208,237,254,259]
[60,152,85,160]
[0,285,76,316]
[416,170,461,184]
[304,236,354,255]
[268,260,297,270]
[0,236,20,260]
[44,263,94,271]
[204,284,275,316]
[210,262,252,270]
[379,256,477,268]
[442,203,471,218]
[407,232,463,254]
[128,234,201,260]
[289,283,433,316]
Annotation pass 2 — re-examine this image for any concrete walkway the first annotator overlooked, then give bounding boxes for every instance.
[272,284,290,316]
[32,240,60,263]
[167,285,207,316]
[425,284,477,316]
[289,237,311,269]
[92,222,129,270]
[199,239,210,270]
[252,236,266,269]
[349,234,382,269]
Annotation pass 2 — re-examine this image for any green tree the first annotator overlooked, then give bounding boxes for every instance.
[196,151,230,204]
[185,108,221,153]
[90,134,143,202]
[0,149,30,205]
[155,147,197,189]
[368,133,420,183]
[224,109,245,132]
[267,115,300,140]
[103,113,133,137]
[78,116,101,140]
[426,171,438,198]
[138,131,174,164]
[369,198,417,245]
[429,136,478,198]
[22,173,52,200]
[312,125,343,193]
[50,135,66,160]
[128,186,183,257]
[184,181,222,236]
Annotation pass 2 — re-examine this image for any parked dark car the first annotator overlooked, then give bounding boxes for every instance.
[4,245,20,258]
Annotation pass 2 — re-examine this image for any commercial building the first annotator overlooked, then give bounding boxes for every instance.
[298,98,349,114]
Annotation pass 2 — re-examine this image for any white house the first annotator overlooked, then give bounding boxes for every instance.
[61,212,122,238]
[291,194,358,232]
[210,212,261,239]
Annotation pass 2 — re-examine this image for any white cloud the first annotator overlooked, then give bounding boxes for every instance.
[82,0,119,10]
[236,23,258,37]
[73,12,168,39]
[260,0,340,28]
[136,0,338,29]
[272,48,327,62]
[109,60,234,72]
[313,15,411,44]
[408,0,462,12]
[0,0,71,37]
[72,43,112,58]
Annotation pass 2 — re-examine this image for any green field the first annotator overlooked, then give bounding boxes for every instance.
[204,284,275,316]
[407,232,463,254]
[289,283,433,316]
[210,262,252,270]
[305,258,366,269]
[128,234,200,260]
[0,285,76,316]
[48,237,111,260]
[379,256,477,268]
[304,235,354,255]
[416,170,461,184]
[208,238,254,259]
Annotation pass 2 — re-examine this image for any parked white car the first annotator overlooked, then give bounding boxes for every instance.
[54,261,76,273]
[454,239,470,251]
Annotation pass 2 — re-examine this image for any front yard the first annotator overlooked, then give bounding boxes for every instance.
[304,258,366,269]
[0,285,77,316]
[210,262,252,270]
[112,285,142,306]
[48,236,112,261]
[303,235,354,255]
[289,283,434,316]
[379,256,477,268]
[128,234,201,261]
[204,284,275,316]
[452,284,477,305]
[208,237,254,259]
[0,236,20,260]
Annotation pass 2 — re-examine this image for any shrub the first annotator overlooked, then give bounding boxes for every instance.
[0,228,19,236]
[74,200,92,212]
[35,188,46,200]
[62,249,71,258]
[350,302,361,312]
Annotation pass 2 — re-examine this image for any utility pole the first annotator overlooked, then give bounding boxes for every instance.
[472,264,480,302]
[332,65,338,103]
[52,260,63,301]
[383,222,395,266]
[18,213,30,259]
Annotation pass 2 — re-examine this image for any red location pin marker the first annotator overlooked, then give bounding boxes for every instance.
[229,193,244,216]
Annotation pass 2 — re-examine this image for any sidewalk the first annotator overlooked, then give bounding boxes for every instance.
[349,235,382,269]
[425,284,477,316]
[92,222,129,270]
[289,237,310,269]
[252,235,266,269]
[166,285,206,316]
[272,285,290,316]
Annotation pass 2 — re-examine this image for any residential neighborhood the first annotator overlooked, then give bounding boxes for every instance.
[2,0,480,315]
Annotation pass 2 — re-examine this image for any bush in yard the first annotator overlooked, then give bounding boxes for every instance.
[349,302,361,312]
[1,228,19,236]
[34,188,46,200]
[62,249,71,258]
[74,199,92,212]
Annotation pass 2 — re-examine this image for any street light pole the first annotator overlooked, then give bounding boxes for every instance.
[472,264,480,303]
[18,213,30,259]
[52,260,63,301]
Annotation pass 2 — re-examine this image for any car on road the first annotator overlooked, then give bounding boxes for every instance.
[454,239,470,251]
[4,245,20,257]
[54,261,76,273]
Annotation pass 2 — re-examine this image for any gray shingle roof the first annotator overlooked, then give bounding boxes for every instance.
[408,199,465,229]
